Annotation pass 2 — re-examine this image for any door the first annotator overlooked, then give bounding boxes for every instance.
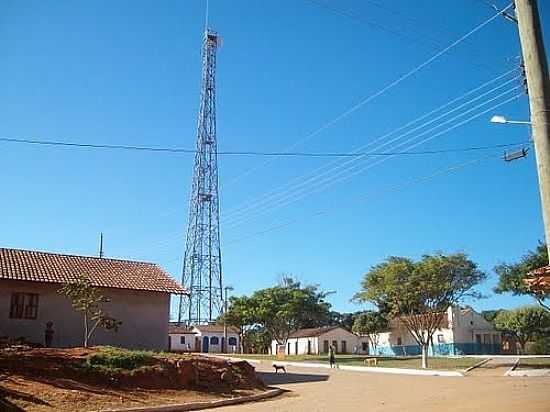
[323,340,329,354]
[295,341,298,355]
[341,340,347,354]
[307,340,312,355]
[202,336,209,353]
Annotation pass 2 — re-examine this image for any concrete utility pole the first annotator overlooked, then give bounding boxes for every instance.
[516,0,550,262]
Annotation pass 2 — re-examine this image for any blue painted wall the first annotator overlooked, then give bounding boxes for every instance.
[371,343,501,356]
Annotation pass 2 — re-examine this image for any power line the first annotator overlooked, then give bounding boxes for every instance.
[224,148,519,247]
[223,91,523,229]
[222,76,523,226]
[112,69,523,259]
[0,135,529,158]
[222,4,513,189]
[221,68,520,221]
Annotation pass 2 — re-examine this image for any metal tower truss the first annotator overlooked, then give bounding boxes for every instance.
[179,29,223,325]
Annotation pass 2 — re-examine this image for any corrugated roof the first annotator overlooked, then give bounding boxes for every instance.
[0,248,187,295]
[288,326,342,339]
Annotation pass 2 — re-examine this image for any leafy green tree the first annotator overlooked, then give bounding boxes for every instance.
[327,311,356,330]
[354,253,485,368]
[494,242,549,311]
[58,276,121,347]
[494,306,550,352]
[254,277,331,346]
[352,311,389,352]
[220,295,257,353]
[242,326,272,354]
[481,309,504,325]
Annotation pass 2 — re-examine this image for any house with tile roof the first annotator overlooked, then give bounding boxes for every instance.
[270,326,369,356]
[0,248,187,350]
[168,323,240,353]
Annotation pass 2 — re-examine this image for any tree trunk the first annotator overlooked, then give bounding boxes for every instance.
[421,344,429,369]
[83,312,88,348]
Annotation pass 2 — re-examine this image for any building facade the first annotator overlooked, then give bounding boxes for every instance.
[371,307,502,356]
[0,248,187,350]
[168,323,240,353]
[270,326,369,356]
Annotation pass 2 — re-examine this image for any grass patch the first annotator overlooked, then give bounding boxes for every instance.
[519,357,550,369]
[86,346,156,371]
[232,354,479,370]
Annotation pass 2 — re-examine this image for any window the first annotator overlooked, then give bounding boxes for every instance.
[362,342,369,352]
[437,334,444,344]
[396,337,402,346]
[228,337,237,346]
[210,336,219,345]
[10,293,39,319]
[180,336,186,345]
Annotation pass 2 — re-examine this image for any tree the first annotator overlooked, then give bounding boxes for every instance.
[481,309,504,325]
[226,277,331,351]
[354,253,486,368]
[495,242,550,311]
[58,276,121,347]
[220,295,257,353]
[242,326,271,354]
[352,311,389,353]
[494,306,550,352]
[327,311,356,330]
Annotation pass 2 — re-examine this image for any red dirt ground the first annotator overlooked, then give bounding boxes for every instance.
[0,347,265,412]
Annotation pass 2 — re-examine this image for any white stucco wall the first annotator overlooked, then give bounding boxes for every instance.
[1,279,171,350]
[169,333,197,351]
[190,327,240,353]
[271,328,364,355]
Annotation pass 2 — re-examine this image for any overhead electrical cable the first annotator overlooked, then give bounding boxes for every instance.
[221,3,513,189]
[221,68,519,221]
[223,148,526,247]
[222,77,522,226]
[224,90,523,229]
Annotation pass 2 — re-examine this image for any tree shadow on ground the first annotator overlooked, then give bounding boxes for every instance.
[257,371,329,385]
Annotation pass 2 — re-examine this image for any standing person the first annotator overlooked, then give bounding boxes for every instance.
[44,321,54,348]
[329,345,336,369]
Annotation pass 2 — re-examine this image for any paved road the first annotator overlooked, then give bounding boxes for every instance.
[219,362,550,412]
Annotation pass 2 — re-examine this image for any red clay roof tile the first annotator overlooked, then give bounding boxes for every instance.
[0,248,187,295]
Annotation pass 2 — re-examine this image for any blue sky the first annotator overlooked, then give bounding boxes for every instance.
[1,0,548,317]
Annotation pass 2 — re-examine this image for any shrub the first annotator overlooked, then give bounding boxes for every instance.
[86,346,155,370]
[527,337,550,355]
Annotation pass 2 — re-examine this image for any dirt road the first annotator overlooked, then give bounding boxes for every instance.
[218,362,550,412]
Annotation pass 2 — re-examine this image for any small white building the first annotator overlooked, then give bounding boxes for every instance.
[372,306,502,356]
[270,326,368,356]
[168,324,197,352]
[169,323,240,353]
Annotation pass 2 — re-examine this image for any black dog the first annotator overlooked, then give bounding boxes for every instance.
[273,364,287,374]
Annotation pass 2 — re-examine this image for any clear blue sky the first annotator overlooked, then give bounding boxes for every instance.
[1,0,548,317]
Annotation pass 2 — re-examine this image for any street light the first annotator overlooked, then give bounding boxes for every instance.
[223,286,234,353]
[490,114,531,125]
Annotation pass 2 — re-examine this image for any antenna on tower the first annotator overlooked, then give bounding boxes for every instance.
[178,26,223,325]
[204,0,209,32]
[99,233,104,258]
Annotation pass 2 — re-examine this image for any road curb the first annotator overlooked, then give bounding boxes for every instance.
[464,358,492,373]
[97,388,284,412]
[505,358,520,376]
[273,361,463,377]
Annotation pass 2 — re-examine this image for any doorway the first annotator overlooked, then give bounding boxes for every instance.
[202,336,209,353]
